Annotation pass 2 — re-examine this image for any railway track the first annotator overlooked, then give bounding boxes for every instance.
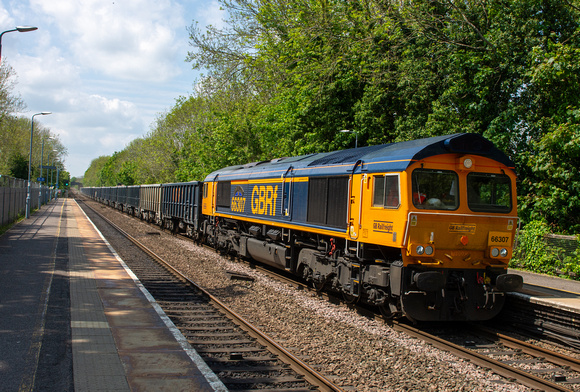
[238,256,580,391]
[395,322,580,392]
[218,236,580,391]
[78,199,344,392]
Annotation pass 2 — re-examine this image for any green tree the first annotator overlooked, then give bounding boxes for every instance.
[523,113,580,233]
[8,152,28,179]
[83,156,110,186]
[0,63,25,117]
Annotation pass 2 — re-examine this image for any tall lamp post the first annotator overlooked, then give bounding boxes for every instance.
[0,26,38,64]
[50,153,55,187]
[26,112,52,219]
[340,129,358,148]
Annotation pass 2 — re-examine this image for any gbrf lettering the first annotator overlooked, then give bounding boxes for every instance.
[251,185,278,216]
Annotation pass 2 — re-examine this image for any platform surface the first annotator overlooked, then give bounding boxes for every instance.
[509,269,580,314]
[0,198,226,392]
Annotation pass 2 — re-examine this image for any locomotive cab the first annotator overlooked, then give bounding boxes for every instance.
[393,150,523,321]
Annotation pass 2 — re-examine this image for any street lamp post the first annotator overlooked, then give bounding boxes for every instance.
[26,112,52,219]
[0,26,38,63]
[340,129,358,148]
[50,155,54,187]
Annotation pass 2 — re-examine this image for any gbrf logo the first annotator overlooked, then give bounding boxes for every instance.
[251,185,278,216]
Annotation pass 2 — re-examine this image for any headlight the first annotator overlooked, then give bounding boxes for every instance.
[463,158,473,169]
[491,248,500,257]
[500,248,508,257]
[425,245,434,256]
[416,245,425,255]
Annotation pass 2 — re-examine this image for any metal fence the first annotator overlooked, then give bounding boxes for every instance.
[0,175,53,226]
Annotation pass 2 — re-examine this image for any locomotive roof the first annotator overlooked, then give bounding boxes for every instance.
[205,133,515,181]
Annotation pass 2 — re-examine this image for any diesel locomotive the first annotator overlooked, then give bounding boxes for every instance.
[82,133,523,322]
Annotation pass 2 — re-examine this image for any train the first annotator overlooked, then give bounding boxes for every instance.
[81,133,523,322]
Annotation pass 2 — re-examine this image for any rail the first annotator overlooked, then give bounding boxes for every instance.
[393,321,578,392]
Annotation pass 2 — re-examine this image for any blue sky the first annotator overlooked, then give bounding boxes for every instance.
[1,0,225,177]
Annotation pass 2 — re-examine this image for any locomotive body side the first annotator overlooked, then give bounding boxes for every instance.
[201,171,350,269]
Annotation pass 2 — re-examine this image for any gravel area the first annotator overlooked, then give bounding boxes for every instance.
[87,200,531,392]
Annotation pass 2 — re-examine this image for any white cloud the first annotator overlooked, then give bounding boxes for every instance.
[14,48,80,94]
[199,0,227,29]
[0,7,13,26]
[30,0,186,82]
[31,91,144,177]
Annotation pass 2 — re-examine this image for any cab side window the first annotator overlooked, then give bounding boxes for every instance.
[467,173,512,213]
[373,175,400,208]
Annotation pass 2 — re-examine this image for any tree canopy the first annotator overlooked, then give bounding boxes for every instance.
[0,63,68,188]
[84,0,580,234]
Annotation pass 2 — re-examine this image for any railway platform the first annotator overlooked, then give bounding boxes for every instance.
[509,268,580,314]
[0,198,226,392]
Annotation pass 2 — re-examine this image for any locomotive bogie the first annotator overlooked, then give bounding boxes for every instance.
[398,267,508,321]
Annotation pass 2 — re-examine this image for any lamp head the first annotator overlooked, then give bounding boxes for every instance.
[16,26,38,33]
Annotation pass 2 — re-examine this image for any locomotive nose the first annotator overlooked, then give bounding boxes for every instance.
[495,273,523,292]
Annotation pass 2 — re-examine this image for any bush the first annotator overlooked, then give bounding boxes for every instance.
[556,246,580,279]
[511,220,580,280]
[511,220,553,274]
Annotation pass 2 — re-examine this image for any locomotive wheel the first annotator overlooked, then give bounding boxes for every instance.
[342,292,359,304]
[312,279,326,292]
[379,304,393,319]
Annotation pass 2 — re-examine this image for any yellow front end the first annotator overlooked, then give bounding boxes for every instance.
[356,154,522,321]
[404,212,516,270]
[402,154,518,270]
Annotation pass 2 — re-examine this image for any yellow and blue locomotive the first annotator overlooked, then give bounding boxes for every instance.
[201,133,523,321]
[82,133,523,321]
